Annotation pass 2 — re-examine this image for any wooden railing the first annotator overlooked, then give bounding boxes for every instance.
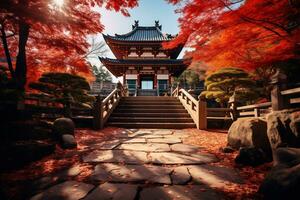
[281,87,300,105]
[172,86,207,129]
[235,102,272,118]
[206,108,233,121]
[93,83,127,129]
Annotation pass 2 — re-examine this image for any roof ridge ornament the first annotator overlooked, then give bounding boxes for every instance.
[155,20,162,30]
[132,20,139,30]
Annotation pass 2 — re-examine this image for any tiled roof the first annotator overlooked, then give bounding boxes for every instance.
[99,57,187,65]
[104,26,174,42]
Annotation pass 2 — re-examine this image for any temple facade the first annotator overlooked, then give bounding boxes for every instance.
[100,21,189,96]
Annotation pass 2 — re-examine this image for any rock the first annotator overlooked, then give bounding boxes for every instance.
[61,134,77,149]
[82,150,149,164]
[188,165,244,188]
[53,118,75,137]
[117,143,170,152]
[140,185,222,200]
[220,146,235,153]
[89,140,121,150]
[228,118,271,153]
[83,183,138,200]
[30,181,94,200]
[235,147,269,166]
[91,163,172,184]
[170,143,200,153]
[171,166,191,184]
[149,152,217,165]
[122,138,146,143]
[266,109,300,152]
[259,147,300,200]
[147,138,181,144]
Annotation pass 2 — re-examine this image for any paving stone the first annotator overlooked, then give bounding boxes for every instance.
[117,143,170,152]
[135,134,163,138]
[188,165,244,188]
[31,166,81,191]
[91,163,172,184]
[170,143,201,153]
[172,130,190,138]
[89,140,121,150]
[31,176,60,191]
[30,181,94,200]
[83,183,138,200]
[139,185,222,200]
[147,138,181,144]
[171,166,191,184]
[122,138,146,143]
[149,152,217,165]
[151,129,174,135]
[82,150,149,164]
[59,165,81,177]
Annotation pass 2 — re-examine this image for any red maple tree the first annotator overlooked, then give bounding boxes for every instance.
[165,0,300,70]
[0,0,138,89]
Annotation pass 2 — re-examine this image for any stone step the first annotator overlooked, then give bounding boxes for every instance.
[122,96,177,100]
[110,112,191,118]
[117,105,184,109]
[119,101,182,105]
[113,109,188,113]
[108,117,194,123]
[107,122,196,128]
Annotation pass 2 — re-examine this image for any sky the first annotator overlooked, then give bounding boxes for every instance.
[88,0,184,81]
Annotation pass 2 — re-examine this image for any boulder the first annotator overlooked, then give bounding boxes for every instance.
[235,147,269,166]
[53,118,75,137]
[228,118,271,153]
[266,109,300,151]
[61,134,77,149]
[259,147,300,200]
[1,140,55,170]
[220,146,235,153]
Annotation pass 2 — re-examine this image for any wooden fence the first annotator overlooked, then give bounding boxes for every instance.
[13,82,127,129]
[173,77,300,130]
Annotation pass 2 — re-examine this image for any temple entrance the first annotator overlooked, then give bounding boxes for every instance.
[141,75,154,90]
[138,75,157,96]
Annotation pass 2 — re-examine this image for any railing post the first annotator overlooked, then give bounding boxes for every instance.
[93,94,104,130]
[271,69,288,111]
[64,93,73,118]
[228,93,239,121]
[254,108,260,117]
[197,97,207,130]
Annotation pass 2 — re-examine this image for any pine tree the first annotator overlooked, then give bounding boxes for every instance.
[200,68,258,106]
[92,65,113,83]
[29,73,94,110]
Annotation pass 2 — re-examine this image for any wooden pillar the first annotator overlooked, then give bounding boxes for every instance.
[93,95,104,130]
[137,74,140,89]
[228,93,239,121]
[197,98,207,130]
[271,69,288,111]
[123,74,126,85]
[154,74,157,89]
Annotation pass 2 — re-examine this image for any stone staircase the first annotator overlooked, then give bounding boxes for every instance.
[107,96,196,128]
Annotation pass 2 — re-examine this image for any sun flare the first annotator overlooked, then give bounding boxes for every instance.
[53,0,64,8]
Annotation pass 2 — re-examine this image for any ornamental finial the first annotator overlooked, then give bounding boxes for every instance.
[155,20,162,30]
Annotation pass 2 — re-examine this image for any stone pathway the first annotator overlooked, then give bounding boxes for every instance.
[30,129,244,200]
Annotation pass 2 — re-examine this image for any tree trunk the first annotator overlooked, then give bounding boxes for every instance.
[0,25,16,82]
[15,21,29,90]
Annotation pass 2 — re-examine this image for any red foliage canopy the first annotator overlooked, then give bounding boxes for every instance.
[165,0,300,70]
[0,0,138,85]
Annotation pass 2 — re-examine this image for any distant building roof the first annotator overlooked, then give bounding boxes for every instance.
[99,57,190,77]
[103,20,175,42]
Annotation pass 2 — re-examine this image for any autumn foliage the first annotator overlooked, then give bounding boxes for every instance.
[166,0,300,70]
[0,0,138,88]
